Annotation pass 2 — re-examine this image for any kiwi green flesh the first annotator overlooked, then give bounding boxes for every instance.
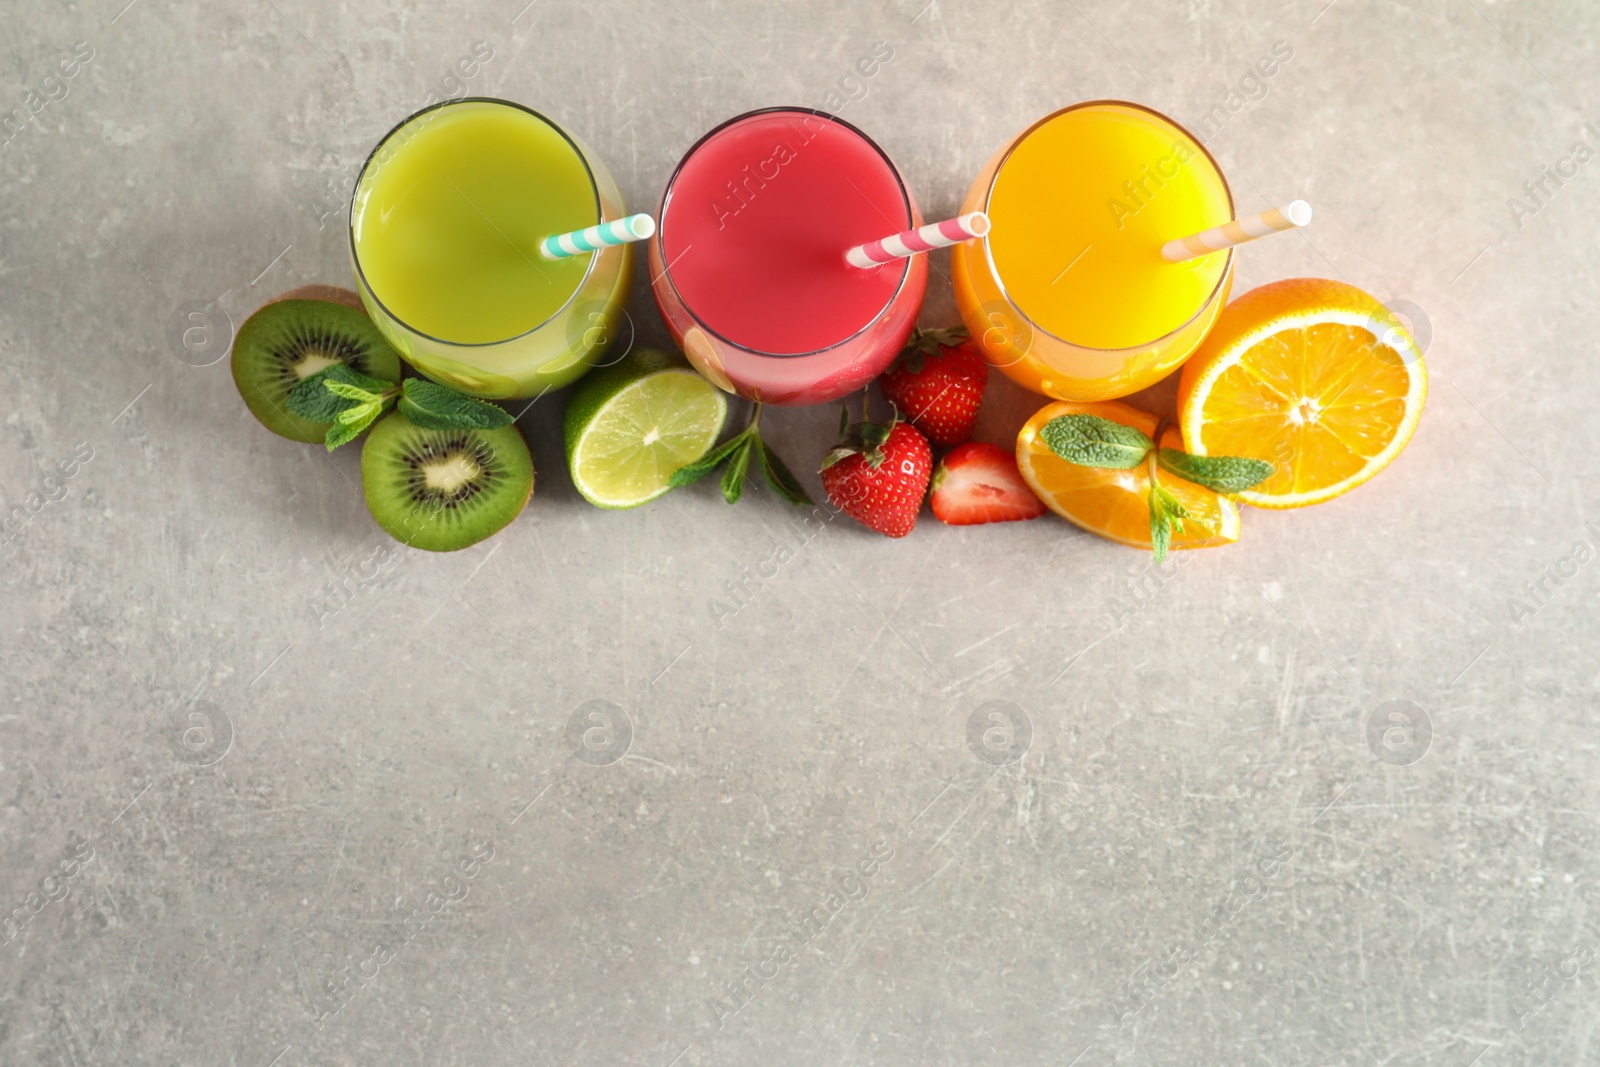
[231,299,403,442]
[360,412,533,552]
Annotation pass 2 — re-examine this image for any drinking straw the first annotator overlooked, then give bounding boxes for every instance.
[541,213,656,259]
[1160,201,1313,263]
[846,212,991,269]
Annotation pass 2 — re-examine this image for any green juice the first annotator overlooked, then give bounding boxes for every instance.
[350,100,630,398]
[353,102,596,343]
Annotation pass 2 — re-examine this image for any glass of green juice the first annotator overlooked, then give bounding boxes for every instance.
[349,98,631,399]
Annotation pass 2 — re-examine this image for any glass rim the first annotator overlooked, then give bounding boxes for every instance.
[655,106,917,361]
[979,99,1237,355]
[347,96,604,349]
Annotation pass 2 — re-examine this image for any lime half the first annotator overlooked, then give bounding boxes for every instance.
[564,348,728,509]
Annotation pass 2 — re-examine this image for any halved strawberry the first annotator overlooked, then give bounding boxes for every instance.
[930,442,1046,526]
[876,327,987,447]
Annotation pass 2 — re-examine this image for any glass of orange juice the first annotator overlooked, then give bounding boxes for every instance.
[952,101,1235,401]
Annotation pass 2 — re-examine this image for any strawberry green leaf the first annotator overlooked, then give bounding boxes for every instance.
[921,325,969,347]
[1040,414,1154,470]
[1156,449,1275,494]
[904,325,969,361]
[819,446,856,471]
[858,421,891,450]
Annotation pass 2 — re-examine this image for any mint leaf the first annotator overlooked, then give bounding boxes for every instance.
[322,395,395,451]
[287,375,361,421]
[325,418,368,451]
[721,435,753,505]
[335,399,382,427]
[326,381,381,403]
[322,363,398,393]
[669,429,751,488]
[758,436,812,506]
[398,378,513,431]
[1155,484,1188,529]
[1147,482,1189,563]
[1040,414,1153,469]
[1146,483,1189,564]
[1149,485,1172,563]
[1157,449,1274,494]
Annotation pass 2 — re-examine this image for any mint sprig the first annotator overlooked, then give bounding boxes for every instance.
[284,364,399,450]
[285,366,513,451]
[1039,413,1273,561]
[285,363,395,423]
[669,404,813,506]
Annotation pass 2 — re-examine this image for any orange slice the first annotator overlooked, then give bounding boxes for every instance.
[1177,278,1427,509]
[1016,399,1241,551]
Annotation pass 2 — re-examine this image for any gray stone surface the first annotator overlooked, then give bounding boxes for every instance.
[2,0,1598,1064]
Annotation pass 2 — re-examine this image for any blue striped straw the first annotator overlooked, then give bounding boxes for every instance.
[540,213,656,259]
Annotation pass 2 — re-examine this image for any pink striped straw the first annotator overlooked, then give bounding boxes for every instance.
[846,212,990,269]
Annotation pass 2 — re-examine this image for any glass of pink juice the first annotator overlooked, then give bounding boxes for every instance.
[649,108,927,406]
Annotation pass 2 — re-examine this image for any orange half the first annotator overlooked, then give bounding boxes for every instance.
[1016,399,1241,551]
[1177,278,1427,509]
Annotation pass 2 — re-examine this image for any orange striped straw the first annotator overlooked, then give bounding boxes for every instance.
[1161,201,1312,263]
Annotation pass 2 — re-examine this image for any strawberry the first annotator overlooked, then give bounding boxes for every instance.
[820,410,932,538]
[930,442,1047,526]
[876,326,987,447]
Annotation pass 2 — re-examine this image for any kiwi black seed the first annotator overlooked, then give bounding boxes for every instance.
[360,411,533,552]
[231,293,403,442]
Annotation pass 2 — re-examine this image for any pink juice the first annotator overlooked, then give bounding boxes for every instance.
[650,109,927,405]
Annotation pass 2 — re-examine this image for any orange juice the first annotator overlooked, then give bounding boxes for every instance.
[953,101,1234,400]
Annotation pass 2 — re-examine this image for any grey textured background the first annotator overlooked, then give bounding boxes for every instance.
[2,0,1599,1065]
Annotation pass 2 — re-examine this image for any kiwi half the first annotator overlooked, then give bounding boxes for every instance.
[232,292,403,442]
[360,411,533,552]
